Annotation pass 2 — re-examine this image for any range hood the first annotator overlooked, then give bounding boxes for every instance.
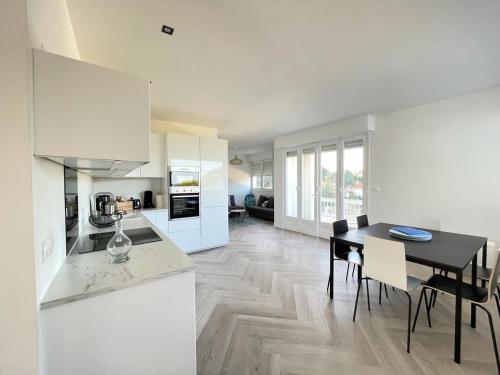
[41,156,146,177]
[33,49,151,176]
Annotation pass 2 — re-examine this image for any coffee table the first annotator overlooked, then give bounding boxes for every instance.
[229,209,247,224]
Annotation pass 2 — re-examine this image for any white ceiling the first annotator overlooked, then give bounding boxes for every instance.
[66,0,500,149]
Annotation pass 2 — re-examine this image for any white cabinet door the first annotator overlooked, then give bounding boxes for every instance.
[34,49,150,164]
[168,229,202,253]
[201,206,228,249]
[168,218,200,233]
[166,133,200,168]
[155,210,169,235]
[200,137,228,208]
[140,133,164,178]
[124,168,141,178]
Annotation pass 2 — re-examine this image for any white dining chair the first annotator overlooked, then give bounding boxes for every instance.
[353,235,430,353]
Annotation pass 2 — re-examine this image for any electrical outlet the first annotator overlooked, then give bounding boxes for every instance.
[41,235,54,263]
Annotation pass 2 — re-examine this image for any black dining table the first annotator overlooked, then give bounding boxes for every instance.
[329,222,487,364]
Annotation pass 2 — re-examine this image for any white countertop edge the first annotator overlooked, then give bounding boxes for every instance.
[40,265,195,310]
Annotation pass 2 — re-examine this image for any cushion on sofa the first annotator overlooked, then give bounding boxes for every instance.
[267,196,274,209]
[256,195,268,206]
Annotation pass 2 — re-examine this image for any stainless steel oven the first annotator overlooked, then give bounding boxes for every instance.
[169,167,200,194]
[169,193,200,220]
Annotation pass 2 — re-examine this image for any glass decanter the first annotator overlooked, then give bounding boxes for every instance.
[106,214,132,263]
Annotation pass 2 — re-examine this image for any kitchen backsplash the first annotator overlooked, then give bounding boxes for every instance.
[93,177,162,202]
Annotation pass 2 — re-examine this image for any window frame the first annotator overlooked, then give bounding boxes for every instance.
[251,159,273,191]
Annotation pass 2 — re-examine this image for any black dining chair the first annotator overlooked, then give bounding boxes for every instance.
[463,257,500,317]
[356,214,389,304]
[413,249,500,373]
[356,214,369,229]
[327,219,363,293]
[430,257,500,315]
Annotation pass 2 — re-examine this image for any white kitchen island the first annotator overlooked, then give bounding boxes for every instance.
[40,213,196,375]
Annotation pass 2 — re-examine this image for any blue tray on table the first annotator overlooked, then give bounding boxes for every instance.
[389,226,432,242]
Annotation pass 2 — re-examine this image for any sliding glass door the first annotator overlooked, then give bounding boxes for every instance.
[284,146,318,234]
[285,151,298,219]
[343,139,365,226]
[284,136,367,237]
[300,147,317,234]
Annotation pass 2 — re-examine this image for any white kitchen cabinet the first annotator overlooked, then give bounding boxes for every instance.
[168,218,200,233]
[155,210,169,235]
[41,271,196,375]
[33,49,150,176]
[139,133,164,177]
[126,133,164,178]
[125,169,141,178]
[166,133,200,168]
[141,209,169,236]
[168,229,202,253]
[200,137,228,207]
[201,206,228,248]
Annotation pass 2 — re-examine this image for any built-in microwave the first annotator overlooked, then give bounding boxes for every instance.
[169,193,200,220]
[169,167,200,194]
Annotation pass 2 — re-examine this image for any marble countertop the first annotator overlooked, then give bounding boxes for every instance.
[40,210,195,310]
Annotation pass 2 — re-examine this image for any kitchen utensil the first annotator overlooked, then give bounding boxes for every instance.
[104,203,116,216]
[143,190,154,208]
[156,194,164,209]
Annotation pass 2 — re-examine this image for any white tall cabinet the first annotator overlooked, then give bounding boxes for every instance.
[163,133,228,252]
[200,137,229,248]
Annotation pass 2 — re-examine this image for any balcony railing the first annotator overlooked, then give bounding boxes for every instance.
[320,196,363,224]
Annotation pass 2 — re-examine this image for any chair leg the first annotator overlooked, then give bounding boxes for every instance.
[432,290,438,307]
[477,304,500,374]
[405,291,412,353]
[494,293,500,318]
[352,264,355,277]
[327,273,331,293]
[379,282,382,305]
[345,263,350,282]
[384,284,389,299]
[412,288,425,332]
[423,289,432,328]
[366,278,371,311]
[353,278,363,322]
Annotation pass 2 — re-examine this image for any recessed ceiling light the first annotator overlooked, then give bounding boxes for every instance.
[161,25,174,36]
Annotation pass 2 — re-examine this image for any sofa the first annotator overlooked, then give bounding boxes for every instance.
[246,195,274,222]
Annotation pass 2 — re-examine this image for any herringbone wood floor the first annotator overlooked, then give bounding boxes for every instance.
[192,219,498,374]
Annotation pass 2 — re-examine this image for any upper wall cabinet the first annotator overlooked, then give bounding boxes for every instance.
[126,133,164,178]
[200,137,228,208]
[165,133,200,168]
[33,49,151,176]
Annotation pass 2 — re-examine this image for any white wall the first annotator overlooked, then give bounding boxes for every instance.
[228,153,251,206]
[152,118,218,138]
[370,86,500,253]
[0,1,39,373]
[27,0,86,305]
[26,1,88,373]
